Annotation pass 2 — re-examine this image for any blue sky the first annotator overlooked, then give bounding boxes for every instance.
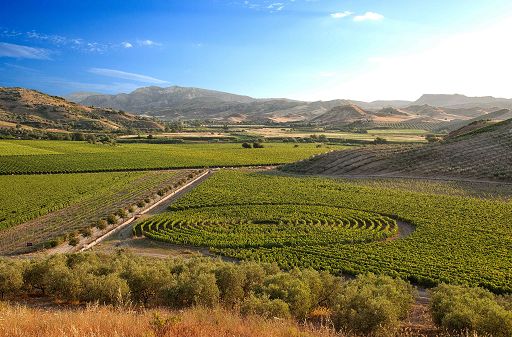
[1,0,512,101]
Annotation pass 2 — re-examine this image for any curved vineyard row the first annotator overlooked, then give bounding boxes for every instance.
[137,170,512,293]
[134,204,398,249]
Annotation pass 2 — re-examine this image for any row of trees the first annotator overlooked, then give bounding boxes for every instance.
[1,253,510,336]
[0,253,414,336]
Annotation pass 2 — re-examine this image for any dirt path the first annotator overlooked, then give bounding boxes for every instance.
[91,169,239,262]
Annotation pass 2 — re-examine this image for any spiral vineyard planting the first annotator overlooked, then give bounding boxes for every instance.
[134,204,399,249]
[136,170,512,292]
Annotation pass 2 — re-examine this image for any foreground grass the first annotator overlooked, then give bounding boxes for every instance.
[0,305,337,337]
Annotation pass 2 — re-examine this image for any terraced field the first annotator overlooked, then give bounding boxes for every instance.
[136,170,512,292]
[283,119,512,181]
[0,140,335,174]
[0,170,200,254]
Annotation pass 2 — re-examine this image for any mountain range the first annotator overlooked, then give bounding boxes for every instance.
[66,86,512,129]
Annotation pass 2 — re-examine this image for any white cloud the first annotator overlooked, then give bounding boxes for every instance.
[121,42,133,48]
[88,68,169,84]
[267,3,285,11]
[291,16,512,101]
[0,42,51,60]
[331,11,352,19]
[353,12,384,22]
[137,39,162,47]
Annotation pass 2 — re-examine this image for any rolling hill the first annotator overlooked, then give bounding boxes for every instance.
[0,87,164,133]
[283,118,512,181]
[69,86,510,130]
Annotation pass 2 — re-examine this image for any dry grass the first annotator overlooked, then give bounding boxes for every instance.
[0,303,338,337]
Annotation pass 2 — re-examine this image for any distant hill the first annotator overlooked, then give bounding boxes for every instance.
[0,87,164,133]
[65,86,510,127]
[72,86,414,123]
[65,91,102,103]
[312,104,369,124]
[413,94,512,109]
[283,118,512,181]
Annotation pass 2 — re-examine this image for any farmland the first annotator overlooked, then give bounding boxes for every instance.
[137,170,512,292]
[0,170,202,254]
[0,140,337,174]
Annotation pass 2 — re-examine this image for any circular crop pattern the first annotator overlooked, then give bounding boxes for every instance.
[134,204,398,249]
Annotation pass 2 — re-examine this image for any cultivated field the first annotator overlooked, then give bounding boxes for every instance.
[0,170,202,254]
[0,140,336,174]
[136,170,512,292]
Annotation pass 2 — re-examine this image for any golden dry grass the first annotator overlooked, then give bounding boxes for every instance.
[0,303,338,337]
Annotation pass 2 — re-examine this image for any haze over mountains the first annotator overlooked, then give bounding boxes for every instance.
[68,86,512,128]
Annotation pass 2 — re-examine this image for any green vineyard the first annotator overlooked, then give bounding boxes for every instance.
[136,170,512,292]
[134,204,398,248]
[0,141,335,174]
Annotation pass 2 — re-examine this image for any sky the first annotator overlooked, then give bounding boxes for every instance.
[1,0,512,102]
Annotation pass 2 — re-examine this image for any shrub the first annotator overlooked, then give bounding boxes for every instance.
[0,260,24,299]
[431,284,512,337]
[253,142,264,148]
[215,265,245,307]
[128,205,137,213]
[137,200,146,208]
[107,214,118,224]
[167,272,220,308]
[260,272,312,319]
[241,294,291,319]
[80,227,93,237]
[69,237,80,246]
[96,219,108,230]
[116,208,128,218]
[242,142,252,149]
[331,273,415,336]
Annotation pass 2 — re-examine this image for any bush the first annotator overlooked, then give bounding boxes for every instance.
[242,142,252,149]
[69,237,80,246]
[331,273,415,336]
[107,214,118,224]
[80,227,93,237]
[253,142,264,148]
[116,208,128,218]
[241,294,291,319]
[431,284,512,337]
[96,219,108,230]
[373,137,388,145]
[167,272,220,308]
[0,260,24,299]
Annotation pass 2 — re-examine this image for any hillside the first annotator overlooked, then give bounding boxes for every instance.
[413,93,512,109]
[283,118,512,181]
[72,86,415,123]
[312,104,369,124]
[0,87,164,133]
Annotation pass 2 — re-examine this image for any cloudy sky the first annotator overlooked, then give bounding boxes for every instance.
[1,0,512,101]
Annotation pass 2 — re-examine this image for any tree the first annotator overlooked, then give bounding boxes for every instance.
[0,260,24,299]
[242,142,252,149]
[373,137,388,144]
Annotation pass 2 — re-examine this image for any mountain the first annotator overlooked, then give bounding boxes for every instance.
[68,86,507,127]
[312,104,369,124]
[413,94,512,109]
[283,118,512,181]
[75,86,414,123]
[65,91,102,103]
[0,87,164,133]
